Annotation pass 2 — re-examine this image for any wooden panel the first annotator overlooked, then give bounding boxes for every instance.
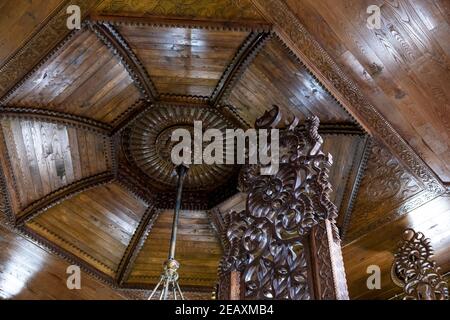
[228,37,354,126]
[128,210,222,288]
[94,0,264,21]
[0,224,126,300]
[344,195,450,300]
[26,182,148,277]
[1,118,111,210]
[346,141,424,241]
[0,0,64,67]
[118,25,249,96]
[285,0,450,182]
[5,29,141,124]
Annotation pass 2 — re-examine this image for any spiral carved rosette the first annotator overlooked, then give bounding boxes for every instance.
[392,228,449,300]
[218,106,348,300]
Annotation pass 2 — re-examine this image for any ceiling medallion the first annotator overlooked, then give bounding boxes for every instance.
[127,104,237,191]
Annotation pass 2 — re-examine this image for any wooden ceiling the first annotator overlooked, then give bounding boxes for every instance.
[0,0,448,300]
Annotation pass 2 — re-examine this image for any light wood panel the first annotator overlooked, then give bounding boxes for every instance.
[285,0,450,182]
[128,210,222,289]
[228,37,354,126]
[0,224,126,300]
[5,29,141,124]
[0,0,64,67]
[344,195,450,299]
[1,117,111,210]
[118,25,249,96]
[26,182,148,277]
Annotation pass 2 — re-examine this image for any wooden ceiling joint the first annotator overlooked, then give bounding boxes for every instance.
[210,31,271,107]
[0,106,112,135]
[87,21,158,102]
[89,14,272,33]
[116,207,161,286]
[15,171,114,226]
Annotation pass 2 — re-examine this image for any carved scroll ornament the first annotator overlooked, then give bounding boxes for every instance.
[392,228,449,300]
[218,106,348,300]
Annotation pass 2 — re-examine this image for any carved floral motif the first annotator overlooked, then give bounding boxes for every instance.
[219,106,343,300]
[392,228,449,300]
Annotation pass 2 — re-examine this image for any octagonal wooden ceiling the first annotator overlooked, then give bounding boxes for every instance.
[0,0,448,300]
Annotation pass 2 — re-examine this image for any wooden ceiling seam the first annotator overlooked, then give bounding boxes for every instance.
[337,136,372,240]
[109,99,148,136]
[89,14,272,33]
[115,207,161,286]
[271,34,362,129]
[115,164,157,206]
[0,0,102,100]
[15,171,115,226]
[87,21,158,101]
[220,104,251,128]
[210,31,272,107]
[0,107,112,135]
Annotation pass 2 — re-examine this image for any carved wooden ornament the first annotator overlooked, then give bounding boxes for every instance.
[218,106,349,300]
[392,228,449,300]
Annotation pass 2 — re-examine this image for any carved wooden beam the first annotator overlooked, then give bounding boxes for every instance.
[0,107,112,134]
[210,32,270,107]
[15,172,114,226]
[89,14,271,32]
[88,21,158,102]
[116,207,160,286]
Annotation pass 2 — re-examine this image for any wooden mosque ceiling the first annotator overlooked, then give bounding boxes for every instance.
[0,0,449,300]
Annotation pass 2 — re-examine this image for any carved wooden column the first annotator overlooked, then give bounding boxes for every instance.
[391,228,449,300]
[217,106,349,300]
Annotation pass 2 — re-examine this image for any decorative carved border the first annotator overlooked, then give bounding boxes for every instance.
[16,172,114,225]
[0,163,13,223]
[116,207,160,285]
[89,14,271,32]
[87,21,158,102]
[0,106,112,134]
[159,94,210,105]
[210,31,271,106]
[250,0,445,196]
[337,136,372,239]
